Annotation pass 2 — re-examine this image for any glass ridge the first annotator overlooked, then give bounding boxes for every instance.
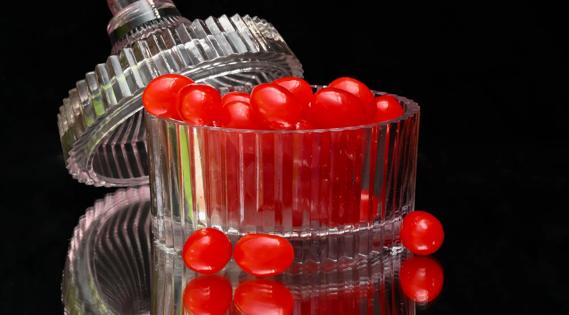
[62,186,151,315]
[57,14,303,187]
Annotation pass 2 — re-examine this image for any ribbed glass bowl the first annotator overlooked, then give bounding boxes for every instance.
[146,86,420,268]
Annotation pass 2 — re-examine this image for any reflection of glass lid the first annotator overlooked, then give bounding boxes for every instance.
[62,186,151,314]
[61,186,423,315]
[57,0,303,187]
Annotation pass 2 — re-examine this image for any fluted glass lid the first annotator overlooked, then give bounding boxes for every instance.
[57,0,303,187]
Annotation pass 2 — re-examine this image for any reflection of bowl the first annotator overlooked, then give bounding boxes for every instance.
[153,244,418,315]
[146,86,420,266]
[61,187,438,315]
[62,186,152,315]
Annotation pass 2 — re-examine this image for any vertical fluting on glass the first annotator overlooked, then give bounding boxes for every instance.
[62,187,152,315]
[146,89,419,264]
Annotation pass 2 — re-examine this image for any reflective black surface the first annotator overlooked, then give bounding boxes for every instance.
[62,187,443,314]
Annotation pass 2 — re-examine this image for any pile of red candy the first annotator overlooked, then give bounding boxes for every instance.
[143,75,405,129]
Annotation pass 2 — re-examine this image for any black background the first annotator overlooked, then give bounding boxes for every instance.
[1,1,568,314]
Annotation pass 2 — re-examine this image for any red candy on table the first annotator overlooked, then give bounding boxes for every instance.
[182,228,232,274]
[399,256,444,303]
[220,101,261,129]
[183,275,232,315]
[250,83,303,130]
[329,77,376,118]
[400,211,444,255]
[308,87,368,128]
[142,74,193,120]
[374,94,405,122]
[222,91,250,105]
[234,279,294,315]
[274,76,313,108]
[178,84,223,126]
[234,234,294,277]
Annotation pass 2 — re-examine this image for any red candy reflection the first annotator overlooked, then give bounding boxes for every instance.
[297,284,374,315]
[234,279,293,315]
[399,256,444,303]
[183,275,232,315]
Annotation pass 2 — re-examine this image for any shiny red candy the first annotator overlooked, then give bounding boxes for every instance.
[274,76,313,108]
[178,84,223,126]
[374,94,404,122]
[251,83,303,130]
[308,87,368,128]
[400,211,444,255]
[399,256,444,303]
[234,234,294,277]
[221,101,261,129]
[183,275,232,315]
[234,279,294,315]
[295,119,315,130]
[329,77,376,118]
[222,91,250,105]
[142,74,193,120]
[182,228,232,274]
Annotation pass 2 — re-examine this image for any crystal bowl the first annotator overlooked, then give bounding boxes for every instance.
[146,86,420,268]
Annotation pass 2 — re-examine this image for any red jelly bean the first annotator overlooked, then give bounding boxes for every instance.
[178,84,223,126]
[374,94,405,122]
[234,234,294,277]
[399,256,444,303]
[182,228,232,274]
[329,77,376,118]
[183,275,232,315]
[274,76,313,108]
[142,74,193,120]
[295,119,315,130]
[220,101,262,129]
[400,211,444,255]
[222,91,250,105]
[250,83,303,130]
[234,279,294,315]
[308,87,367,128]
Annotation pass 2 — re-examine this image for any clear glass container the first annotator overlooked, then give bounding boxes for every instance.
[146,86,420,268]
